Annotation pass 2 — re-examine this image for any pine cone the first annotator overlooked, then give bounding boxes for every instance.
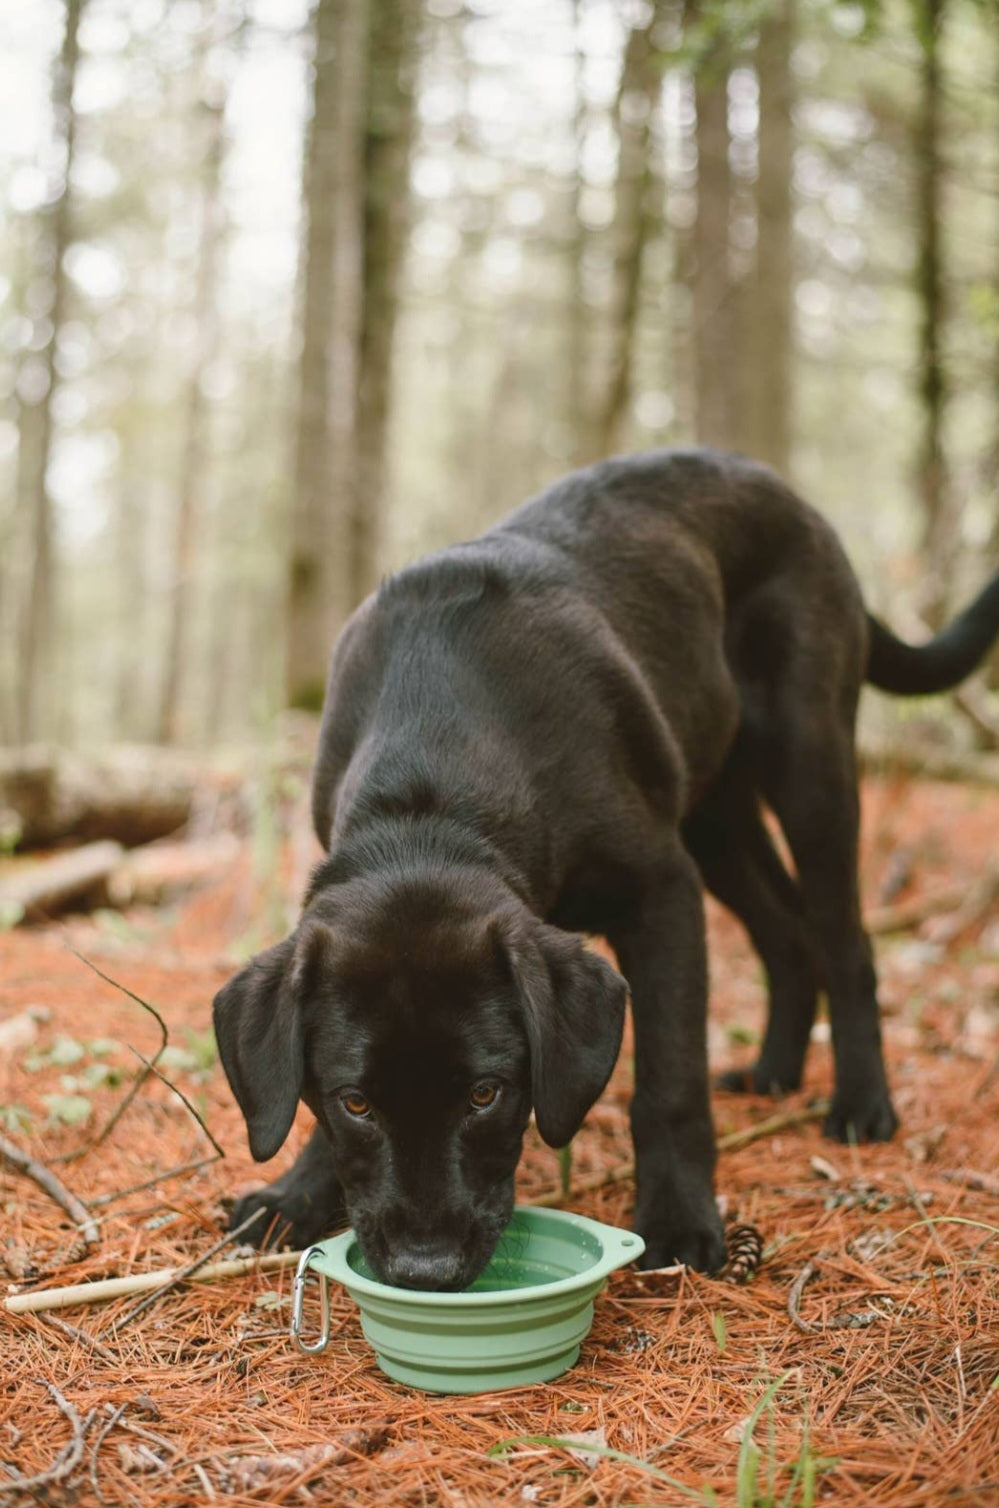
[720,1223,763,1285]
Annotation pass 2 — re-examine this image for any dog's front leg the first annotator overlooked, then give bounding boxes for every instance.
[230,1124,347,1250]
[610,849,725,1273]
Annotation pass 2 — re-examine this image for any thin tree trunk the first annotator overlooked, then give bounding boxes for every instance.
[987,19,999,690]
[287,0,370,711]
[915,0,951,626]
[589,2,667,462]
[567,0,589,465]
[351,0,421,608]
[15,0,84,742]
[753,0,795,478]
[158,35,228,744]
[692,25,734,449]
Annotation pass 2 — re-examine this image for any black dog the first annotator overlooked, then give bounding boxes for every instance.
[214,449,999,1287]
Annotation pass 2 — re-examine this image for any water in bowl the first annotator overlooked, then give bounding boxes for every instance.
[347,1210,607,1293]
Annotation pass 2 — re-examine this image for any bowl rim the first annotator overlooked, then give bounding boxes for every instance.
[306,1206,645,1308]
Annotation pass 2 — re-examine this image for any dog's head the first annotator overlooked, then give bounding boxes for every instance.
[213,869,626,1289]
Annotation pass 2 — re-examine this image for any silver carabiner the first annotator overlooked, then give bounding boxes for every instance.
[290,1245,331,1354]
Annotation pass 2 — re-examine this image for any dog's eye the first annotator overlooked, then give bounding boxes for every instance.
[469,1082,499,1111]
[341,1091,372,1119]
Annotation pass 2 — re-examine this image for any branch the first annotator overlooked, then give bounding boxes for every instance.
[0,1131,99,1250]
[0,1381,95,1499]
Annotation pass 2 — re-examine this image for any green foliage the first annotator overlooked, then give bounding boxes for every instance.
[557,1141,573,1198]
[25,1035,87,1071]
[0,817,22,856]
[725,1022,759,1047]
[711,1310,728,1352]
[0,1104,34,1135]
[0,902,25,931]
[159,1027,218,1081]
[489,1375,838,1506]
[41,1092,93,1128]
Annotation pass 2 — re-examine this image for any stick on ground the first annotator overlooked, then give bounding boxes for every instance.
[109,1206,266,1330]
[0,1131,99,1251]
[5,1249,303,1317]
[0,1380,95,1499]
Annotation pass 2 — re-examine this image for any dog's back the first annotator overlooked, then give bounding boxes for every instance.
[313,450,860,861]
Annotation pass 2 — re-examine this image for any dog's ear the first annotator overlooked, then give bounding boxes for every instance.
[212,925,330,1162]
[504,918,627,1149]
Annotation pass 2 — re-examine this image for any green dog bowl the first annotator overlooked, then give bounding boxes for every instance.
[290,1206,644,1393]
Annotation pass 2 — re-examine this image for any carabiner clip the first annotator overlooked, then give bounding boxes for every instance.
[290,1245,331,1354]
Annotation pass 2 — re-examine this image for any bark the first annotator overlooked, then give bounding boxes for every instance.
[692,24,734,448]
[589,2,667,461]
[351,0,421,607]
[753,0,795,477]
[915,0,952,626]
[159,38,228,743]
[15,0,85,742]
[287,0,370,711]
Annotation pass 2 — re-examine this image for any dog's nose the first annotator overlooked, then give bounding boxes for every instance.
[382,1245,465,1291]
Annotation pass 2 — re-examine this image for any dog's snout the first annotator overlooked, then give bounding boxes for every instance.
[382,1243,465,1291]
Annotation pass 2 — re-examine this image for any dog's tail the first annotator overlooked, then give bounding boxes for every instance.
[866,571,999,696]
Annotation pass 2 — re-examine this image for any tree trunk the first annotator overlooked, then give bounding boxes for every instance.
[915,0,951,626]
[287,0,370,712]
[589,2,667,462]
[159,26,228,744]
[566,0,589,465]
[692,27,734,449]
[15,0,85,742]
[753,0,795,478]
[351,0,421,608]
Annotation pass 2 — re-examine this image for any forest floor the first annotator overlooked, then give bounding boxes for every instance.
[1,771,998,1508]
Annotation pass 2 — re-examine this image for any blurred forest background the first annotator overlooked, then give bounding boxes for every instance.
[2,0,999,750]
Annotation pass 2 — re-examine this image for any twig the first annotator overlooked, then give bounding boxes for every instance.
[90,1154,221,1207]
[53,944,169,1164]
[192,1462,217,1499]
[940,1168,999,1197]
[125,1047,226,1158]
[865,882,969,936]
[531,1104,827,1208]
[0,1130,99,1251]
[110,1412,179,1457]
[787,1261,817,1333]
[110,1207,267,1331]
[974,1047,999,1101]
[89,1403,126,1506]
[0,1380,95,1498]
[5,1249,303,1316]
[921,866,999,944]
[42,1313,117,1363]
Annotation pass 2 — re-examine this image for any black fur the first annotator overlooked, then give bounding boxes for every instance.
[214,449,999,1287]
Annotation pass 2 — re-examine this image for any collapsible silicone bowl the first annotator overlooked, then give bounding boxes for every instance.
[290,1206,644,1393]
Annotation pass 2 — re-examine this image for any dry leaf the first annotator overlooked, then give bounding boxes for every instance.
[559,1427,607,1469]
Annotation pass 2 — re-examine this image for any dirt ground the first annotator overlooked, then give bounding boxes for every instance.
[1,772,998,1507]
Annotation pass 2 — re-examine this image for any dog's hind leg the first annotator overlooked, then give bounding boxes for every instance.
[758,721,898,1143]
[230,1125,347,1250]
[683,770,822,1096]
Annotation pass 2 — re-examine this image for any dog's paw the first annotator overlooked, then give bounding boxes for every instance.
[637,1213,726,1275]
[824,1089,898,1144]
[715,1063,800,1097]
[230,1185,346,1250]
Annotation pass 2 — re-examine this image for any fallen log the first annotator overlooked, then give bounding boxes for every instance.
[107,832,241,907]
[0,841,123,922]
[0,744,227,850]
